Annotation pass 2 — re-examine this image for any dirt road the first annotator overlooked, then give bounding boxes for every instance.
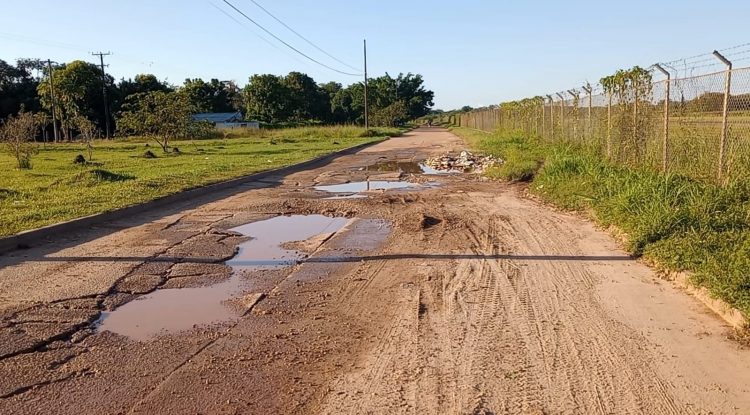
[1,128,749,414]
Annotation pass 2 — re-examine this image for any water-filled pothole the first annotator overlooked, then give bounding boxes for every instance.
[97,215,349,341]
[365,160,461,175]
[315,180,418,194]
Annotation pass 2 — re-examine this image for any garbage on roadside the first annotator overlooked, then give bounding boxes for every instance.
[424,150,500,174]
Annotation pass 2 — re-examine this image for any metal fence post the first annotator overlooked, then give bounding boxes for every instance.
[713,50,733,182]
[582,84,592,141]
[568,89,579,142]
[607,91,612,159]
[541,100,546,139]
[654,64,671,172]
[547,95,554,142]
[633,78,639,162]
[556,93,565,141]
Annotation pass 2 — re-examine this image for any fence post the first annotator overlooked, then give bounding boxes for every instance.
[556,93,565,141]
[547,95,554,142]
[654,64,671,172]
[568,89,579,142]
[582,84,592,141]
[541,100,546,139]
[713,50,733,182]
[607,91,612,159]
[633,78,639,163]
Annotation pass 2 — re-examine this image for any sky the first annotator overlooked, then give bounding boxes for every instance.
[1,0,749,110]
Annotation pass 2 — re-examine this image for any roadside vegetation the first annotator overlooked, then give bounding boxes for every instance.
[0,126,399,236]
[453,126,750,318]
[0,56,431,236]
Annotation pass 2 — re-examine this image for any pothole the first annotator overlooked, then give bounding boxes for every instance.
[315,181,418,193]
[96,215,349,341]
[365,160,461,175]
[316,180,441,200]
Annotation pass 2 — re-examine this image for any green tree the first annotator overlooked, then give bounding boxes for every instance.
[319,81,342,122]
[116,91,192,152]
[282,72,326,121]
[0,59,42,120]
[394,73,434,120]
[244,74,291,123]
[37,60,115,139]
[180,78,237,113]
[117,74,172,100]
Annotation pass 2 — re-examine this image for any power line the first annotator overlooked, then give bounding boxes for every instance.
[221,0,362,76]
[0,31,86,52]
[246,0,361,72]
[207,0,281,52]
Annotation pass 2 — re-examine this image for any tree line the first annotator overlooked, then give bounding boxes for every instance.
[0,58,434,142]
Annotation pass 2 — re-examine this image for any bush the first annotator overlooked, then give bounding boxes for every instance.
[1,111,39,169]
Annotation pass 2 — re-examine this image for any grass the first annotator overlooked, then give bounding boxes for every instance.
[452,126,750,319]
[0,126,401,236]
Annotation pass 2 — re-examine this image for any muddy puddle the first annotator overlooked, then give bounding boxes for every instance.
[366,160,460,175]
[316,180,418,194]
[97,215,349,341]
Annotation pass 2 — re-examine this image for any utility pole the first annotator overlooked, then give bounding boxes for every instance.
[91,51,112,138]
[46,59,59,143]
[363,39,369,131]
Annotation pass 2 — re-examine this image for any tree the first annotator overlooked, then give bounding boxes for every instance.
[37,60,116,139]
[320,81,343,123]
[116,91,192,152]
[1,110,39,169]
[118,74,172,97]
[282,72,326,121]
[244,74,291,123]
[180,78,237,113]
[394,73,434,120]
[73,116,97,160]
[371,100,408,127]
[0,59,42,121]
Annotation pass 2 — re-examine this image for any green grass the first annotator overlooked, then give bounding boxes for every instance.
[452,126,750,319]
[0,126,401,236]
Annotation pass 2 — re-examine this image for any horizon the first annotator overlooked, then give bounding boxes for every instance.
[1,0,749,110]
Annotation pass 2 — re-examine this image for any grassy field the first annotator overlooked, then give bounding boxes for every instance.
[453,126,750,320]
[0,126,400,237]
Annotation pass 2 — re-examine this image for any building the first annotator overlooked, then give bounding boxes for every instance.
[191,112,259,130]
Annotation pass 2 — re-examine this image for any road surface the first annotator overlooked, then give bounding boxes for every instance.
[1,128,749,414]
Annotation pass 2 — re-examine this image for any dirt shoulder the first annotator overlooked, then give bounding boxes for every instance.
[1,128,749,414]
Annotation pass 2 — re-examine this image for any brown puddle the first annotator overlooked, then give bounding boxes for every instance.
[97,215,349,341]
[366,160,461,175]
[315,180,418,193]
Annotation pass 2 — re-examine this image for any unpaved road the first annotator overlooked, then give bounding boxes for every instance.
[1,128,750,414]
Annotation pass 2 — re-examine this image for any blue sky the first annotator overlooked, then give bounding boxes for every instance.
[1,0,749,110]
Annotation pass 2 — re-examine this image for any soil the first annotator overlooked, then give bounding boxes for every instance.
[1,128,749,414]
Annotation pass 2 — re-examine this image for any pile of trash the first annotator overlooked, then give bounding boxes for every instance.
[424,151,500,174]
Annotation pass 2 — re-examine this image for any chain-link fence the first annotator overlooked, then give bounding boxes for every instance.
[457,56,750,184]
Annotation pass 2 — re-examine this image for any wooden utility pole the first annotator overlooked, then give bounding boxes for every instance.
[91,51,112,138]
[363,39,369,131]
[46,59,59,143]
